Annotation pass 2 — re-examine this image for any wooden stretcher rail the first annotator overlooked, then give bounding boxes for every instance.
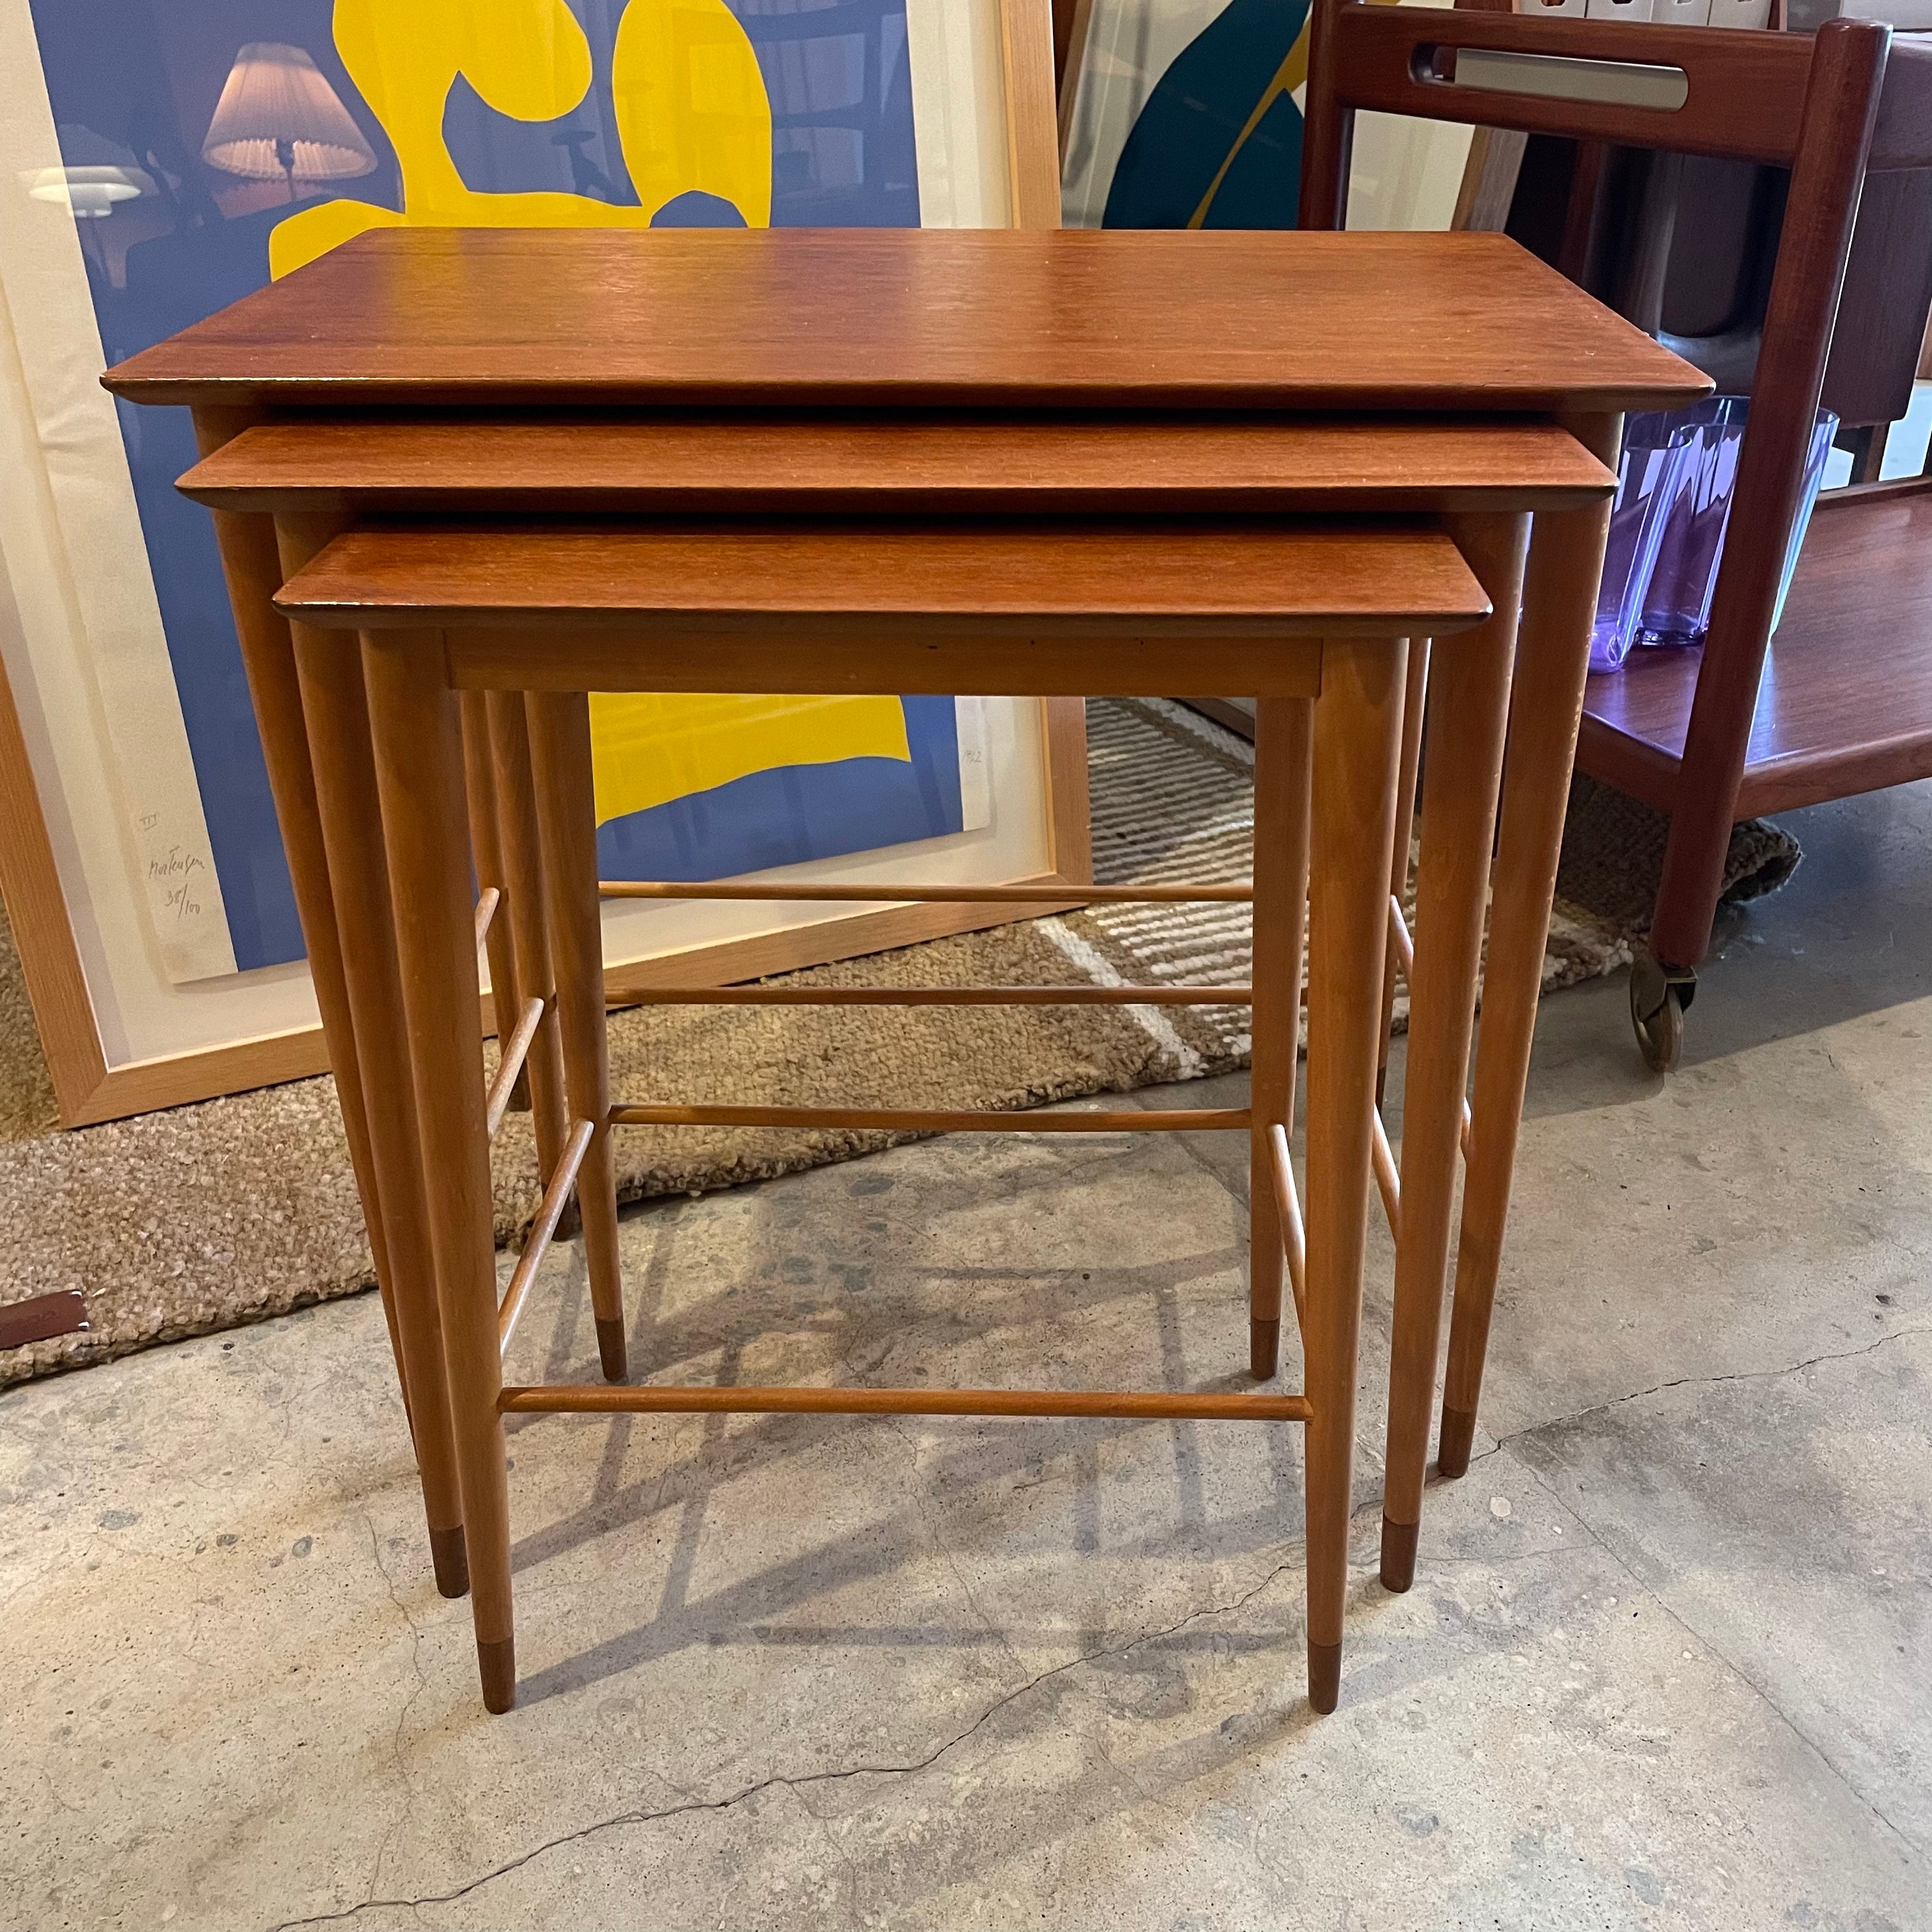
[1388,896,1473,1158]
[1371,1111,1402,1244]
[1267,1122,1308,1334]
[598,881,1255,904]
[497,1117,595,1355]
[609,1103,1251,1133]
[473,886,500,949]
[484,996,547,1137]
[497,1383,1314,1421]
[621,985,1253,1008]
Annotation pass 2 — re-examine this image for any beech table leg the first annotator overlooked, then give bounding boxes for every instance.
[1379,513,1529,1593]
[486,692,570,1190]
[191,431,411,1417]
[1377,638,1430,1107]
[363,630,516,1712]
[284,583,469,1600]
[1302,636,1406,1714]
[1249,697,1313,1381]
[461,694,532,1121]
[1439,415,1621,1479]
[525,692,629,1383]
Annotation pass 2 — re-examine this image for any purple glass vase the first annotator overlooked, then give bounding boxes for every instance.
[1636,396,1838,649]
[1588,412,1694,674]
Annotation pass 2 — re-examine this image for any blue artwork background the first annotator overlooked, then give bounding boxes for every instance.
[597,697,964,880]
[29,0,923,972]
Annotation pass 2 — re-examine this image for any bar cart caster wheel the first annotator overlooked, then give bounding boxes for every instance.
[1630,951,1696,1074]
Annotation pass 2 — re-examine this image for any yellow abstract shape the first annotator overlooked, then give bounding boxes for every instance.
[270,0,772,278]
[588,694,912,828]
[612,0,772,227]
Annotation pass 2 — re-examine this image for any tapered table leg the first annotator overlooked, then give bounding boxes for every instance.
[1439,414,1622,1478]
[198,439,462,1593]
[1249,697,1314,1381]
[363,630,516,1712]
[1302,636,1406,1714]
[1379,513,1529,1593]
[525,693,629,1383]
[283,569,469,1600]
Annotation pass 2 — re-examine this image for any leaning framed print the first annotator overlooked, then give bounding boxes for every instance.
[0,0,1077,1127]
[1057,0,1473,234]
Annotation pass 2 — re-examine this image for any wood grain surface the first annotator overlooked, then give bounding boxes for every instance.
[272,518,1492,635]
[178,414,1616,515]
[104,228,1705,414]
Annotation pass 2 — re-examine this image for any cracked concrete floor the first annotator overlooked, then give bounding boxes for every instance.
[5,780,1931,1932]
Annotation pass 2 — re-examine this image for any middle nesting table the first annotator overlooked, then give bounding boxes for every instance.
[182,408,1615,1712]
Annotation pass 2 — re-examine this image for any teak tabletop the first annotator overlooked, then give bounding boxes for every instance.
[104,227,1705,415]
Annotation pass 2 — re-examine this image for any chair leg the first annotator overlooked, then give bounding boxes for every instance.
[363,630,516,1714]
[1441,419,1618,1479]
[485,692,571,1189]
[1249,697,1313,1381]
[1380,514,1528,1593]
[524,692,629,1384]
[1376,639,1430,1107]
[1303,636,1406,1715]
[460,694,533,1122]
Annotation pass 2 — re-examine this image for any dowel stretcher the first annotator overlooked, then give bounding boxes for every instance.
[498,1383,1313,1421]
[1387,896,1475,1157]
[484,996,547,1138]
[598,880,1254,904]
[609,1103,1251,1133]
[1267,1122,1308,1333]
[620,985,1252,1008]
[497,1117,594,1355]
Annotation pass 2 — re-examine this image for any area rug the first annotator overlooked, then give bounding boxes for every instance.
[0,697,1797,1387]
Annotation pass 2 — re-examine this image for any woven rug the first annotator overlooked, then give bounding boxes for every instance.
[0,697,1797,1387]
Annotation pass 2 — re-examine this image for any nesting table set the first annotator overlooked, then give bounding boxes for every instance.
[105,227,1704,1714]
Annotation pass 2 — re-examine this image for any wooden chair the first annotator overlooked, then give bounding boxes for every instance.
[270,512,1497,1716]
[1302,5,1932,1072]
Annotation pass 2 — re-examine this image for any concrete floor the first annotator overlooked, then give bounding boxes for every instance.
[4,782,1930,1932]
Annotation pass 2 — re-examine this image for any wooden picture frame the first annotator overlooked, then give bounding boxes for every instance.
[0,0,1079,1129]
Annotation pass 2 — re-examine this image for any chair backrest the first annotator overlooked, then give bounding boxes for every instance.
[1298,6,1896,764]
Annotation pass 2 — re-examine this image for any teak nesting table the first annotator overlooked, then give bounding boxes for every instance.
[106,227,1705,1715]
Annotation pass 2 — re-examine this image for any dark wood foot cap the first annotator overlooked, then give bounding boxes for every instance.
[430,1524,469,1600]
[596,1316,629,1384]
[1437,1406,1477,1479]
[1249,1318,1281,1381]
[478,1637,516,1714]
[1380,1515,1419,1593]
[1307,1640,1341,1715]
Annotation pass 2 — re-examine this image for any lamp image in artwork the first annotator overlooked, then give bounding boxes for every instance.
[201,43,377,203]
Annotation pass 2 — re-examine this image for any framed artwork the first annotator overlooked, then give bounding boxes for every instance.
[1058,0,1475,233]
[0,0,1075,1126]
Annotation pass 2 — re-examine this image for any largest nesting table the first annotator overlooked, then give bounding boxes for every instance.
[106,227,1704,1714]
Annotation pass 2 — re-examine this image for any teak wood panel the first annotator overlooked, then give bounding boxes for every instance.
[270,520,1493,637]
[1577,480,1932,817]
[440,628,1328,700]
[1323,9,1821,166]
[102,229,1707,416]
[178,415,1616,516]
